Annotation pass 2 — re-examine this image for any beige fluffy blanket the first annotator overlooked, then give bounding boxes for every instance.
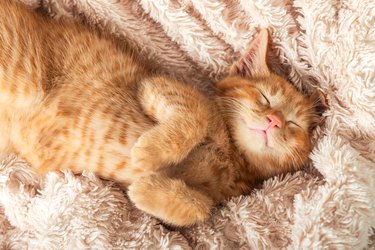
[1,0,375,249]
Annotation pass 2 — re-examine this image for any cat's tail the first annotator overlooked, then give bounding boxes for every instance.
[128,173,213,226]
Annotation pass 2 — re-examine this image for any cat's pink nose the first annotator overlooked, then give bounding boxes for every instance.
[267,114,282,128]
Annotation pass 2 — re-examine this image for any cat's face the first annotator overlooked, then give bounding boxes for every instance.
[218,30,322,178]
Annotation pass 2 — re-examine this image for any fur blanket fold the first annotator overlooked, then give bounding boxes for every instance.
[1,0,374,249]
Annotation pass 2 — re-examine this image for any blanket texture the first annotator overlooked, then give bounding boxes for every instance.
[1,0,375,249]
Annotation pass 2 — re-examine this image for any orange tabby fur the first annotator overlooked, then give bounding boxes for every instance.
[0,1,322,226]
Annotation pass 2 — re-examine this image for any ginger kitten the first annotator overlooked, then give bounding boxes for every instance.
[0,0,322,226]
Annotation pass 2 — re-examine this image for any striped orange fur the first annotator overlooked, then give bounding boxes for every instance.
[0,1,322,226]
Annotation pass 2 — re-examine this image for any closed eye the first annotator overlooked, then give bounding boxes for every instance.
[287,120,301,128]
[257,89,270,106]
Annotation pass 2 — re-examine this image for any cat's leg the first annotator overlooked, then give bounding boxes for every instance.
[128,173,213,226]
[131,76,210,171]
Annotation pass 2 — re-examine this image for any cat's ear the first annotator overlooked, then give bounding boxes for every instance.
[310,89,328,115]
[308,89,328,131]
[229,29,270,78]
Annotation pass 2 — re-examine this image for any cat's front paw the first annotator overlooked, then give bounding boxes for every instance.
[130,135,167,172]
[128,174,213,226]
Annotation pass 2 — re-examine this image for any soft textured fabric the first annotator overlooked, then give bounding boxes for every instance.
[1,0,374,248]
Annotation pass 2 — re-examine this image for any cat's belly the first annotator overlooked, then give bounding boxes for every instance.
[35,112,152,184]
[57,126,148,184]
[0,105,55,166]
[4,97,153,184]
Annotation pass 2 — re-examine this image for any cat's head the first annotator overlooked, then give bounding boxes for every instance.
[218,29,324,179]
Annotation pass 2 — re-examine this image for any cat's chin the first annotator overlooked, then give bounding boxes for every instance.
[250,129,269,146]
[234,127,270,155]
[236,123,272,150]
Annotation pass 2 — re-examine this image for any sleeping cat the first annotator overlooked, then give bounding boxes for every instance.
[0,0,322,226]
